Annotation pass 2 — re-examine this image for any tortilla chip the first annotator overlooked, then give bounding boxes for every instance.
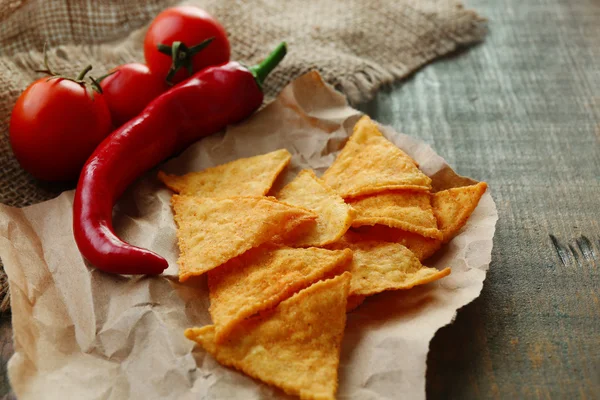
[208,246,353,342]
[351,180,486,259]
[433,182,488,242]
[172,195,316,281]
[352,225,442,261]
[185,273,351,400]
[349,190,442,240]
[329,238,449,296]
[346,295,366,312]
[277,169,356,246]
[158,149,291,197]
[322,116,431,198]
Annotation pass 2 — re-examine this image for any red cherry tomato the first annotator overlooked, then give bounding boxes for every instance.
[100,63,168,127]
[9,78,112,182]
[144,6,230,84]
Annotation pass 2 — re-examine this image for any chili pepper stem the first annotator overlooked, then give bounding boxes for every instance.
[249,42,287,87]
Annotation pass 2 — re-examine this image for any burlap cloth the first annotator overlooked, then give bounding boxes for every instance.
[0,0,485,311]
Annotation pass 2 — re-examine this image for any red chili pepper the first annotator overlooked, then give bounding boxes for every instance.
[73,43,287,275]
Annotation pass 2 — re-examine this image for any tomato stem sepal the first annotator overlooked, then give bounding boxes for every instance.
[34,44,105,100]
[157,37,215,85]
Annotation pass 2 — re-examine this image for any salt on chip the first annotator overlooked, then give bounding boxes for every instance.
[433,182,488,242]
[322,116,431,198]
[172,195,316,281]
[277,169,356,246]
[208,245,353,342]
[158,149,291,197]
[185,273,351,400]
[352,225,442,261]
[349,190,442,240]
[329,237,450,296]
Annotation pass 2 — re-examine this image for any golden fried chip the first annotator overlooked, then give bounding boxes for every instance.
[349,190,442,240]
[185,273,351,400]
[352,225,442,261]
[158,149,291,197]
[350,182,487,259]
[346,295,366,312]
[172,195,316,281]
[322,116,431,198]
[329,239,449,296]
[277,169,356,246]
[208,246,353,342]
[433,182,488,242]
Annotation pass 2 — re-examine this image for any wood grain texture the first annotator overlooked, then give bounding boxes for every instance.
[358,0,600,398]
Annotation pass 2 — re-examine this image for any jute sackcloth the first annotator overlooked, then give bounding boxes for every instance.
[0,0,486,310]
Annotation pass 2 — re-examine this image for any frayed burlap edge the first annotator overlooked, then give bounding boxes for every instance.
[336,12,487,104]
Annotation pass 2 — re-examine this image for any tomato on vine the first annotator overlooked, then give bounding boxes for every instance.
[9,53,112,182]
[100,63,169,127]
[143,6,230,85]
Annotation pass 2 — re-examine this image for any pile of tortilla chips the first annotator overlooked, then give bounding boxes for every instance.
[159,116,488,400]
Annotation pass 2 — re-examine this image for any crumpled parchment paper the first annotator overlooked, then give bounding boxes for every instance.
[0,71,497,400]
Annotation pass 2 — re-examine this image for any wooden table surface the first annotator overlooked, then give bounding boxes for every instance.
[0,0,599,398]
[358,0,600,398]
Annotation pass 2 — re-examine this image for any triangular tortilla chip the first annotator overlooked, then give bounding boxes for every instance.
[351,182,487,260]
[346,295,366,312]
[352,225,442,261]
[208,245,353,342]
[277,169,356,246]
[329,237,449,296]
[433,182,487,242]
[172,195,316,281]
[158,149,291,197]
[185,273,351,400]
[349,190,442,240]
[322,116,431,198]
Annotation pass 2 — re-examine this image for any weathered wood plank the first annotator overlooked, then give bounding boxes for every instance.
[359,0,600,398]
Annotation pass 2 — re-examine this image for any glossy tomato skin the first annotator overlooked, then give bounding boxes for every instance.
[9,78,112,182]
[144,6,230,84]
[100,63,168,127]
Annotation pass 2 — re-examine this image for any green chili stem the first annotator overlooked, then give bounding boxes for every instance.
[249,42,287,87]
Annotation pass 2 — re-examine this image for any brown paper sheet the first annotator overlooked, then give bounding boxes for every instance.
[0,71,497,399]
